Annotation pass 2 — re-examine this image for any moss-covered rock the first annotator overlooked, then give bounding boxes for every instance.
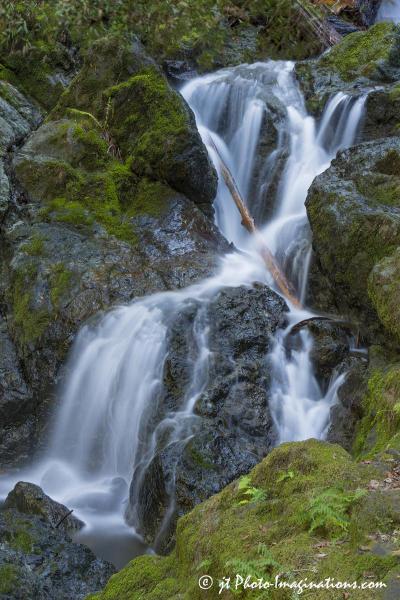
[51,34,217,213]
[306,138,400,341]
[0,504,115,599]
[354,364,400,459]
[368,249,400,344]
[297,22,400,116]
[320,22,400,82]
[4,481,83,532]
[93,440,400,600]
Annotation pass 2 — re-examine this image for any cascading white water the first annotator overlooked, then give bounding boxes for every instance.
[0,60,366,566]
[376,0,400,23]
[183,63,366,444]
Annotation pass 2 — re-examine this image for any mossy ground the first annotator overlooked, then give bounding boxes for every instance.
[354,365,400,458]
[1,0,323,90]
[0,564,19,595]
[93,440,399,600]
[320,22,399,81]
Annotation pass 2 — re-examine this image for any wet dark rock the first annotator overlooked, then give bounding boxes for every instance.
[306,137,400,342]
[363,84,400,141]
[0,319,35,467]
[248,96,289,225]
[325,16,360,37]
[286,318,351,388]
[163,60,197,82]
[131,283,288,552]
[0,507,114,599]
[355,0,380,27]
[4,482,84,532]
[296,22,400,116]
[327,356,368,452]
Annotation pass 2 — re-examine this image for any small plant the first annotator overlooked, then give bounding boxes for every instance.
[196,559,212,573]
[277,469,295,483]
[237,475,267,505]
[301,488,366,538]
[226,544,281,599]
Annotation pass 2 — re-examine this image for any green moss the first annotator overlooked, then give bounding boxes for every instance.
[354,366,400,458]
[49,263,73,308]
[94,440,395,600]
[11,264,51,345]
[21,234,46,256]
[126,178,170,218]
[0,564,18,595]
[105,67,187,171]
[356,174,400,207]
[320,22,399,81]
[15,157,83,203]
[368,249,400,342]
[44,197,94,227]
[9,529,33,554]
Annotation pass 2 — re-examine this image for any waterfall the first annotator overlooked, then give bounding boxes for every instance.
[376,0,400,23]
[0,61,366,567]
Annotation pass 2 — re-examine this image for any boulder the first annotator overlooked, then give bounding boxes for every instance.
[0,508,114,599]
[306,137,400,341]
[4,482,83,532]
[0,319,34,467]
[129,283,288,551]
[296,22,400,115]
[50,35,218,215]
[368,247,400,343]
[93,440,400,600]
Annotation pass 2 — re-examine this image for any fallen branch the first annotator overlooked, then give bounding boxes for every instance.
[207,135,302,308]
[54,509,74,529]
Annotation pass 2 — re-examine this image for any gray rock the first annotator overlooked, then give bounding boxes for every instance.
[129,283,288,552]
[306,137,400,341]
[0,508,114,599]
[4,482,84,532]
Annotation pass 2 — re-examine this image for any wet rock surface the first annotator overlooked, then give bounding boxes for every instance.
[4,482,84,532]
[296,22,400,115]
[306,137,400,341]
[0,499,115,600]
[131,283,288,551]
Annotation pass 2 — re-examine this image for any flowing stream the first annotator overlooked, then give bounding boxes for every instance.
[376,0,400,23]
[0,61,366,567]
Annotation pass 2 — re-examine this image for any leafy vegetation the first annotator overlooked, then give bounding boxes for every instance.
[299,488,366,537]
[237,475,267,505]
[0,0,323,80]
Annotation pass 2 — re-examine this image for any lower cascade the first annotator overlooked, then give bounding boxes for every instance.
[0,60,367,567]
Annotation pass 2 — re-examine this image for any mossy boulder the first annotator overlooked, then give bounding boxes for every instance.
[51,35,217,214]
[368,248,400,344]
[354,364,400,459]
[4,482,84,532]
[296,22,400,115]
[0,33,78,111]
[320,22,400,83]
[93,439,400,600]
[306,137,400,341]
[0,504,115,599]
[363,84,400,142]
